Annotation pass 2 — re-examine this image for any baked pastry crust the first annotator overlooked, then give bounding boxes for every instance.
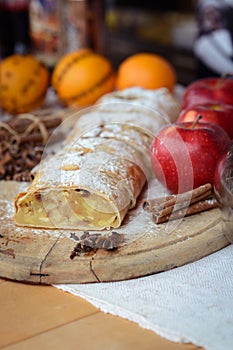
[14,87,180,230]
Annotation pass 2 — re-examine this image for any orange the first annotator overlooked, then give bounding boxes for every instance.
[116,52,177,92]
[0,54,49,114]
[51,48,116,107]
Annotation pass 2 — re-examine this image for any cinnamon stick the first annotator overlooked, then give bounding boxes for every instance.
[19,127,58,144]
[0,114,63,145]
[8,115,62,133]
[143,183,219,224]
[153,190,213,218]
[143,183,213,213]
[153,197,219,224]
[143,194,175,211]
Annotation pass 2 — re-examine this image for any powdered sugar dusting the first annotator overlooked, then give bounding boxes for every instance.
[15,87,181,231]
[97,86,181,122]
[74,111,164,137]
[73,87,180,139]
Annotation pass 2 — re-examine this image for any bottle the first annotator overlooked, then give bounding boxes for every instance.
[62,0,106,54]
[63,0,89,53]
[0,0,31,59]
[29,0,63,68]
[28,0,105,68]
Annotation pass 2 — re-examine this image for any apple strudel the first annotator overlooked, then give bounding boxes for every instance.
[14,87,180,230]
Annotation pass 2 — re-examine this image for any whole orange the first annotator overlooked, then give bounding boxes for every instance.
[0,54,49,114]
[52,48,116,107]
[116,52,177,92]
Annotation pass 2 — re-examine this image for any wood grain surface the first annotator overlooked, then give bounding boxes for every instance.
[0,180,230,284]
[0,278,202,350]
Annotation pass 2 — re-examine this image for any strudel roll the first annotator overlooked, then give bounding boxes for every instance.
[14,127,148,230]
[73,87,180,138]
[14,87,180,230]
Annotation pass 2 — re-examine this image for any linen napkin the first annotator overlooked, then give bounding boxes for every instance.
[56,244,233,350]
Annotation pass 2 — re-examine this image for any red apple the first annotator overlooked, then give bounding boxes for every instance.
[178,103,233,139]
[182,77,233,109]
[151,121,230,194]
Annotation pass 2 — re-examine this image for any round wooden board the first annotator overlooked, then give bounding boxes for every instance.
[0,180,230,285]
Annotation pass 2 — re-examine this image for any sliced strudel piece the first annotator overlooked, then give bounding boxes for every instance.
[14,129,148,230]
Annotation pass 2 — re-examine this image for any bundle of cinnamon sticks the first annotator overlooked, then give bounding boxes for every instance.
[143,183,219,224]
[0,112,64,181]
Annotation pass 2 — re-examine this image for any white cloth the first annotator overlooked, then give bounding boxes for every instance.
[55,244,233,350]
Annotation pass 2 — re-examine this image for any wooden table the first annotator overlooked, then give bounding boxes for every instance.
[0,278,203,350]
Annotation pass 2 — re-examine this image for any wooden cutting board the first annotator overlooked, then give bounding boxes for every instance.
[0,180,230,285]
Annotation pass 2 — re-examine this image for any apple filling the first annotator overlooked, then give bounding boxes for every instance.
[14,187,122,230]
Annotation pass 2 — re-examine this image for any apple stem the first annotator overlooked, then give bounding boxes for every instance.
[192,115,202,129]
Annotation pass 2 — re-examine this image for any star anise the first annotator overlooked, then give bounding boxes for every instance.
[70,231,125,259]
